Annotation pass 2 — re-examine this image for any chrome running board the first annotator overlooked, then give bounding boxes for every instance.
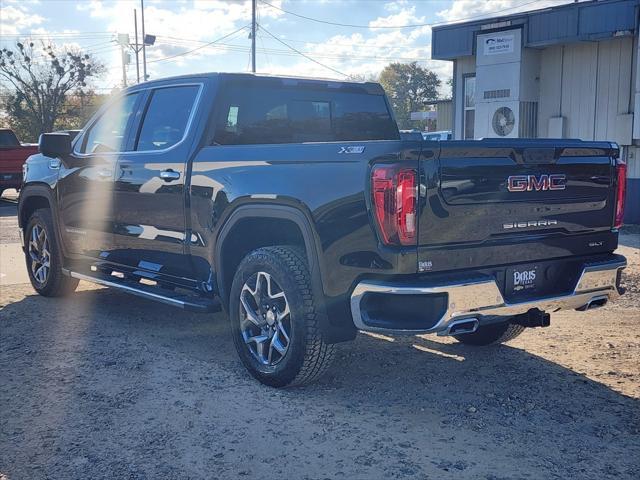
[62,269,220,313]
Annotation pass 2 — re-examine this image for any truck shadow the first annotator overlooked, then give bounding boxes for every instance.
[2,287,639,479]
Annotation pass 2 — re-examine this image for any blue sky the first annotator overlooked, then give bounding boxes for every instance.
[0,0,572,92]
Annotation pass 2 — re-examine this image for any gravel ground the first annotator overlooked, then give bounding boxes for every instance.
[1,195,639,479]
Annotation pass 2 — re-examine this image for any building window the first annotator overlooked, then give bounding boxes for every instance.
[463,75,475,140]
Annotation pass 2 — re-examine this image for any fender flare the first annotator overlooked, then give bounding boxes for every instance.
[17,183,66,256]
[213,203,359,343]
[18,183,57,229]
[215,203,326,309]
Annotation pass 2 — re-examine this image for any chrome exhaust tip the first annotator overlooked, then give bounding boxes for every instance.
[586,295,608,310]
[439,318,479,336]
[576,294,609,311]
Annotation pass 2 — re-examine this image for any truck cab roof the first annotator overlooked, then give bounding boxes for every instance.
[126,72,386,96]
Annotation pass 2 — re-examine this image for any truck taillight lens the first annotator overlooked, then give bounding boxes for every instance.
[371,165,417,246]
[614,161,627,229]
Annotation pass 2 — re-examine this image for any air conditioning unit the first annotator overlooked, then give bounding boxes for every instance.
[473,29,539,139]
[476,101,538,139]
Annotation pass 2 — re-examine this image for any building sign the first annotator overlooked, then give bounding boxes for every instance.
[483,34,514,55]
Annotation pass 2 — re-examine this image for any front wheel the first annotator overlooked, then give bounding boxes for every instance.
[229,246,335,387]
[453,322,525,346]
[25,208,78,297]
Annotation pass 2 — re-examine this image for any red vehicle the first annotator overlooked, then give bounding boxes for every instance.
[0,128,38,198]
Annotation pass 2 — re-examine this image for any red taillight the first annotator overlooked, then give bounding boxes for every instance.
[614,160,627,229]
[371,164,417,246]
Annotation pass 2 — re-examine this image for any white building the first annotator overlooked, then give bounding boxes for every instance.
[432,0,640,223]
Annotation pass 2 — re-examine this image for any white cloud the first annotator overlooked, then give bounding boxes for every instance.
[436,0,575,24]
[261,17,452,94]
[369,5,424,28]
[74,0,285,82]
[0,3,45,35]
[383,1,410,13]
[286,6,450,88]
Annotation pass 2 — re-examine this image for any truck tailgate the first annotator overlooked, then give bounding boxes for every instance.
[0,145,38,174]
[417,139,619,273]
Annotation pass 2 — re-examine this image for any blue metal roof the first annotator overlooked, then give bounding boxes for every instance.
[432,0,640,60]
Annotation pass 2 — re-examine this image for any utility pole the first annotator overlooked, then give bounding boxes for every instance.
[251,0,256,73]
[121,46,127,87]
[141,0,147,81]
[134,9,140,83]
[117,34,130,88]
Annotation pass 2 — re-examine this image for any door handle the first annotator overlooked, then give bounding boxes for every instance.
[97,168,112,179]
[159,169,181,181]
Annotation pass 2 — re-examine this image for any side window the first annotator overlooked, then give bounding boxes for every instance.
[136,85,199,151]
[290,100,331,142]
[332,94,397,141]
[215,92,290,145]
[81,93,139,154]
[213,85,398,145]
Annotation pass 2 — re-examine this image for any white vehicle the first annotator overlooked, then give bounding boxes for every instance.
[422,130,452,141]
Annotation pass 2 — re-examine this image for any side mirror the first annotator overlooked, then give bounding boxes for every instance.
[39,133,71,158]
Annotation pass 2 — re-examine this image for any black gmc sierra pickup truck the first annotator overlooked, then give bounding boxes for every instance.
[19,73,627,387]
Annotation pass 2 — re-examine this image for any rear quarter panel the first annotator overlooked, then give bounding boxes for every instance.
[188,141,421,299]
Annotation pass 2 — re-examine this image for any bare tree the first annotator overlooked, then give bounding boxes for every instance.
[0,41,104,141]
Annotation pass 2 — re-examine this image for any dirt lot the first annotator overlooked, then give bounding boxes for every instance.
[1,192,639,479]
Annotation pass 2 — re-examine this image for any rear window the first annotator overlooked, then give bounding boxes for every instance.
[214,84,398,145]
[0,130,20,147]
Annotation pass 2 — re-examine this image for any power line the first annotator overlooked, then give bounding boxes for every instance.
[151,37,432,63]
[158,32,430,53]
[259,0,550,29]
[147,25,250,64]
[259,25,347,78]
[0,31,113,36]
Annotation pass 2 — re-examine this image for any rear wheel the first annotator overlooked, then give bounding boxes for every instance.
[229,246,335,387]
[453,321,525,346]
[25,208,78,297]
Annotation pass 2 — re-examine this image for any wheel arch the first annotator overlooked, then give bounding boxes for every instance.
[18,183,57,230]
[215,203,325,311]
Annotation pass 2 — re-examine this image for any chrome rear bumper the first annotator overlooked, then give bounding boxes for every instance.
[350,257,626,335]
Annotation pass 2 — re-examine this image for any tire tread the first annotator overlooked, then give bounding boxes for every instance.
[26,208,78,297]
[259,246,335,387]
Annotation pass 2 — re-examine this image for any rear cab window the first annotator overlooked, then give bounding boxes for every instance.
[0,130,20,147]
[213,79,399,145]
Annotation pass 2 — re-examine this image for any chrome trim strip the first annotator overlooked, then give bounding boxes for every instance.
[64,269,187,309]
[350,259,626,335]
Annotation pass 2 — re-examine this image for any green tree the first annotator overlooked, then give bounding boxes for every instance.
[378,62,441,130]
[0,41,104,142]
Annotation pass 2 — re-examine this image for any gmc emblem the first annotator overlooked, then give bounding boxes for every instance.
[507,174,566,192]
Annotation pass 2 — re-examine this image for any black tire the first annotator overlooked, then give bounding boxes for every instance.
[453,321,525,346]
[24,208,79,297]
[229,245,335,387]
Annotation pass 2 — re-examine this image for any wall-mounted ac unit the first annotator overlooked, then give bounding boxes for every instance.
[473,29,539,139]
[476,101,537,139]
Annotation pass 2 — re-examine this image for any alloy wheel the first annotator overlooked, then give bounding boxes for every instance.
[28,224,50,286]
[239,271,292,366]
